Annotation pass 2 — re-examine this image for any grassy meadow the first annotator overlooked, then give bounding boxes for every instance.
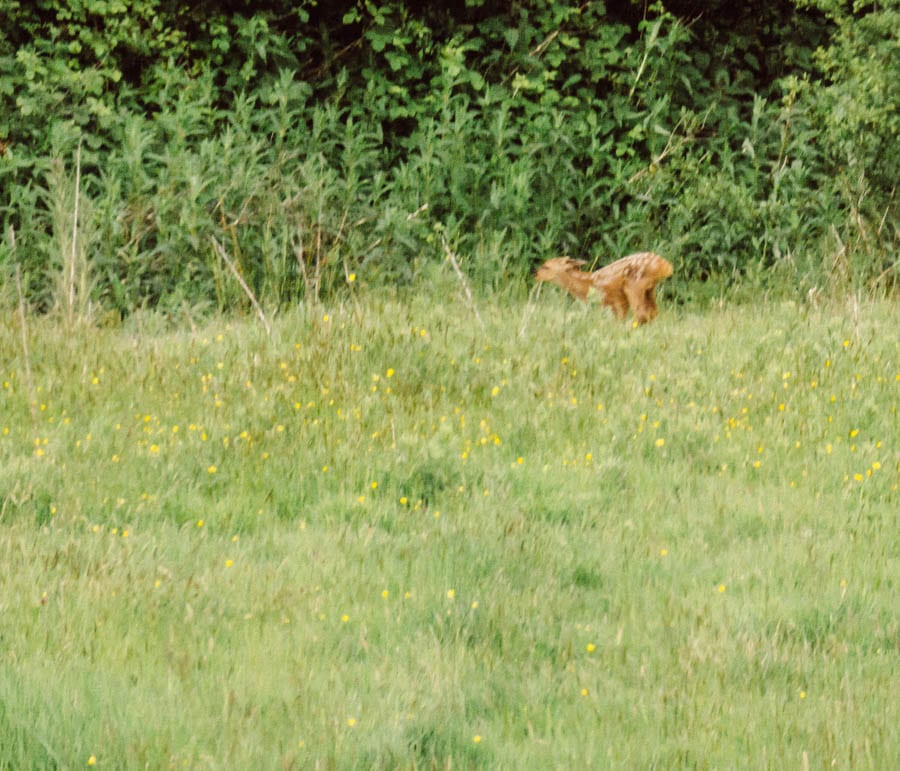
[0,287,897,769]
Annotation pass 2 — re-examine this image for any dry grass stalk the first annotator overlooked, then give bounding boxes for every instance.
[13,255,39,426]
[211,236,272,337]
[441,234,485,330]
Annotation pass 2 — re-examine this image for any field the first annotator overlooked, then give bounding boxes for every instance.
[1,289,897,769]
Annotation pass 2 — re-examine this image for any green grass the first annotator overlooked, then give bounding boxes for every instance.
[1,290,897,769]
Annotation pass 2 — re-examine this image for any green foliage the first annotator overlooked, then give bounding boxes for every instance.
[796,0,899,190]
[0,0,896,315]
[634,90,833,281]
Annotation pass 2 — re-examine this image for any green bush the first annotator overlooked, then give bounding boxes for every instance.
[0,0,895,316]
[791,0,899,294]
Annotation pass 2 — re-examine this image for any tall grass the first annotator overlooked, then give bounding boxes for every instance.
[0,291,897,768]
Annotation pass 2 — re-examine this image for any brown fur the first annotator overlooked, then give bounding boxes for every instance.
[535,252,673,324]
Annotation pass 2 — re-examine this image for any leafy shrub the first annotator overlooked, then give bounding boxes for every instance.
[790,0,899,294]
[0,0,895,316]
